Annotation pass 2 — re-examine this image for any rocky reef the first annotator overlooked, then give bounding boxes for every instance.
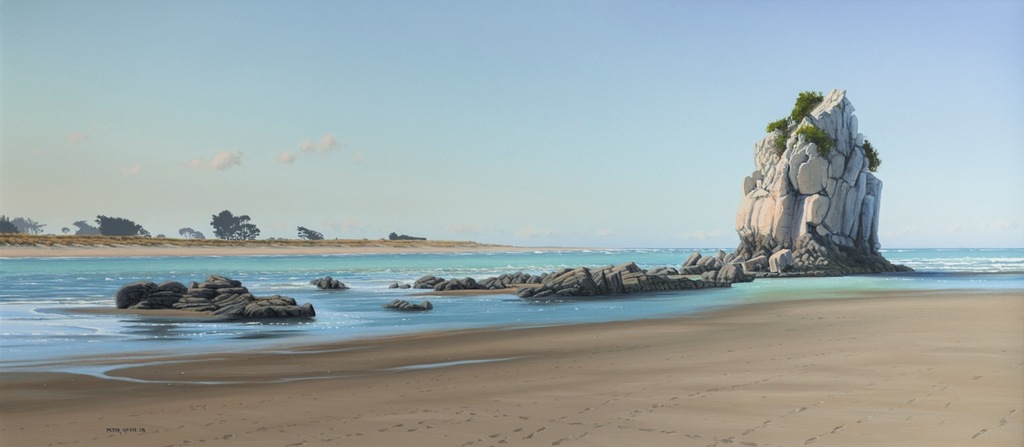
[733,89,910,276]
[409,259,747,300]
[515,262,738,299]
[115,275,315,318]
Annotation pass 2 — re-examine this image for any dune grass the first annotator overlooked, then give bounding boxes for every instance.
[0,233,502,249]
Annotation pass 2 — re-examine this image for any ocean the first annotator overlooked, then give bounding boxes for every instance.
[1,248,1022,376]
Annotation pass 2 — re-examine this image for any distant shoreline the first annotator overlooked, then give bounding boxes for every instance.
[0,234,572,258]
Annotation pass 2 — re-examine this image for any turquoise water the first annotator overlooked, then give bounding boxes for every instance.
[1,248,1021,373]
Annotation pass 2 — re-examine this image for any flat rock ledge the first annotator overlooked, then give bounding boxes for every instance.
[383,299,433,311]
[115,275,315,319]
[410,261,747,300]
[516,262,738,299]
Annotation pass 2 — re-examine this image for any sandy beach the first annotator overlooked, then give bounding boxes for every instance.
[2,290,1020,447]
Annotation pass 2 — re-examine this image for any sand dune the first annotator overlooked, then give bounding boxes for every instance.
[0,234,561,258]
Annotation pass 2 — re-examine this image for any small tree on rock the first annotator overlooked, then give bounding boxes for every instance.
[210,210,260,240]
[297,226,324,241]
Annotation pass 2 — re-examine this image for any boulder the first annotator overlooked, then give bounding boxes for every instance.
[769,249,794,273]
[115,281,158,309]
[742,255,768,272]
[681,252,702,268]
[414,275,445,289]
[311,276,348,290]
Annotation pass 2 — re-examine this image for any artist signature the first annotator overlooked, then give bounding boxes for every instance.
[106,427,146,434]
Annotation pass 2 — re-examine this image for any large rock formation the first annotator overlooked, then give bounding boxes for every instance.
[734,89,909,275]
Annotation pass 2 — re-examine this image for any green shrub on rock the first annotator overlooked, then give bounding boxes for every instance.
[764,91,830,158]
[790,91,824,123]
[863,139,881,172]
[795,124,833,156]
[766,117,791,133]
[772,133,788,157]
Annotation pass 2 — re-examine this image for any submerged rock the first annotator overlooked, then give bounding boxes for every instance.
[114,275,315,319]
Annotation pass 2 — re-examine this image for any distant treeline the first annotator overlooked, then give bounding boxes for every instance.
[2,213,429,242]
[389,232,426,241]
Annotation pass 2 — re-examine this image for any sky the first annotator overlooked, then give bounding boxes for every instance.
[2,0,1022,248]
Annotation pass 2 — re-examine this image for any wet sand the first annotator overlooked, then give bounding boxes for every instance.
[1,290,1021,446]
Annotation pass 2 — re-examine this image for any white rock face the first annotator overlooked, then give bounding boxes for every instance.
[736,89,882,256]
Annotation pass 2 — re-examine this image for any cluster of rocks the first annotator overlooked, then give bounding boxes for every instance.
[115,275,315,318]
[400,260,757,301]
[311,276,348,290]
[412,272,543,292]
[515,262,734,299]
[733,89,910,276]
[383,299,433,311]
[388,282,413,289]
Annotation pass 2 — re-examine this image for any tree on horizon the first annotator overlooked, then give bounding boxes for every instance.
[95,215,150,237]
[11,217,45,234]
[297,226,324,241]
[210,210,260,240]
[0,216,18,234]
[72,220,101,236]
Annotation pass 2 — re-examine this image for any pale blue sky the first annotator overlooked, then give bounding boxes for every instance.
[2,0,1022,248]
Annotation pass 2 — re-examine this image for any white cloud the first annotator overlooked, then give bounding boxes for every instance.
[268,221,287,232]
[323,218,364,232]
[278,151,296,165]
[68,131,89,145]
[187,150,243,171]
[118,163,142,177]
[515,226,556,239]
[882,225,920,239]
[595,228,614,238]
[319,134,339,152]
[984,219,1020,232]
[683,229,723,241]
[448,223,482,235]
[299,134,340,154]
